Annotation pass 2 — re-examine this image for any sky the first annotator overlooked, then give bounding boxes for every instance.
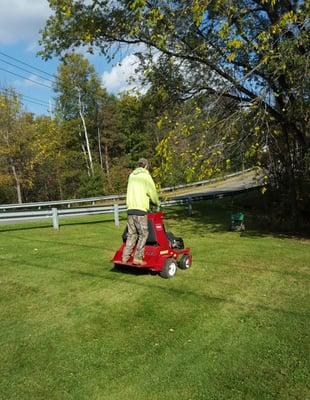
[0,0,140,115]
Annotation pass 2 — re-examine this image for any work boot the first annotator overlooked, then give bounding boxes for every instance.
[133,258,147,266]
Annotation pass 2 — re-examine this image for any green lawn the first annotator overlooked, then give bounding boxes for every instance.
[0,200,309,400]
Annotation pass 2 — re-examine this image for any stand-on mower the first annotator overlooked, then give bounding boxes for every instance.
[112,212,192,278]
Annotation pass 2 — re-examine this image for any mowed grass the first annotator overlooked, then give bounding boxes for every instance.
[0,199,309,400]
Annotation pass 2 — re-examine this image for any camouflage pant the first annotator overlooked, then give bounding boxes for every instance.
[122,215,148,260]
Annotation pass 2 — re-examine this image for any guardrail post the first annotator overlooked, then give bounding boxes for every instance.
[52,208,59,230]
[114,204,119,227]
[188,197,192,216]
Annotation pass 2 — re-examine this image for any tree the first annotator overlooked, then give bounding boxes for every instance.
[28,116,65,201]
[0,90,36,204]
[117,93,150,164]
[55,53,107,176]
[40,0,309,216]
[97,95,124,185]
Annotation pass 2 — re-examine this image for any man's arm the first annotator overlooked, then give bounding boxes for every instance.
[146,174,160,206]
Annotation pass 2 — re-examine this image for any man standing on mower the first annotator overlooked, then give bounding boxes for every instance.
[122,158,160,265]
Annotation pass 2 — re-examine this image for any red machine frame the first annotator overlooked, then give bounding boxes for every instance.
[112,212,192,278]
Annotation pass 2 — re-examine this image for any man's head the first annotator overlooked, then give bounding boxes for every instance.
[138,158,149,169]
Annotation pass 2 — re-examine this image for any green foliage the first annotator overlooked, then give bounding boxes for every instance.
[0,90,40,202]
[55,52,106,120]
[39,0,310,216]
[117,93,154,165]
[76,170,105,198]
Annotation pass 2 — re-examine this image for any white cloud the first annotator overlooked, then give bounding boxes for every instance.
[0,0,51,45]
[102,54,145,95]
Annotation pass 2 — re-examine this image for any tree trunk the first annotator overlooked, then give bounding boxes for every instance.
[79,128,91,176]
[56,168,64,200]
[10,163,22,204]
[57,177,64,200]
[98,127,104,172]
[78,90,94,175]
[104,142,110,184]
[283,124,299,222]
[82,143,91,177]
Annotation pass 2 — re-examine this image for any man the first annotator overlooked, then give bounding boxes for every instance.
[122,158,160,265]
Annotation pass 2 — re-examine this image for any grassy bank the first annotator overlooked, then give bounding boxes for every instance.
[0,199,309,399]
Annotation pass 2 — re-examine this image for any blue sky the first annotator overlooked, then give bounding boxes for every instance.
[0,0,140,115]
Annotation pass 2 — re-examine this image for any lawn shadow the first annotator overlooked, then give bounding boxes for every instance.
[111,264,157,277]
[164,196,310,240]
[13,257,309,318]
[164,201,239,235]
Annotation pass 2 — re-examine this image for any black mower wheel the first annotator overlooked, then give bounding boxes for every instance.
[178,254,192,270]
[160,258,178,279]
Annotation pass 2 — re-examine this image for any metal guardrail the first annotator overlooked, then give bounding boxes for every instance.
[0,168,254,211]
[0,194,126,211]
[0,183,260,230]
[0,204,128,229]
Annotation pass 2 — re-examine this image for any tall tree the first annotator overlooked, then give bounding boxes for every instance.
[55,53,107,176]
[29,116,65,201]
[97,95,124,184]
[117,93,150,165]
[40,0,309,215]
[0,90,34,204]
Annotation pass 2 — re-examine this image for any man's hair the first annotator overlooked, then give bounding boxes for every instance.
[138,158,148,168]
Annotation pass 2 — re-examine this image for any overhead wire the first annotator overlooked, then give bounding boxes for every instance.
[0,89,51,106]
[0,50,55,79]
[0,67,52,89]
[0,53,56,109]
[21,98,50,109]
[0,52,58,112]
[20,94,50,107]
[0,57,55,84]
[0,87,54,111]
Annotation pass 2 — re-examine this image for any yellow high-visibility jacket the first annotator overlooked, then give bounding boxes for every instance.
[126,167,159,213]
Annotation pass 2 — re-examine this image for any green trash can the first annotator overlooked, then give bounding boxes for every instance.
[230,212,245,231]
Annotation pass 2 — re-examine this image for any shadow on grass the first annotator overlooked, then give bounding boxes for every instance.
[111,264,157,277]
[165,194,310,239]
[11,256,308,318]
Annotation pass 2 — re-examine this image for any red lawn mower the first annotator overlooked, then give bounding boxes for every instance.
[112,212,192,278]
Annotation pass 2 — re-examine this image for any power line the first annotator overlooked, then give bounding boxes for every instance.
[0,57,55,84]
[0,50,55,79]
[0,87,53,106]
[0,90,53,112]
[1,92,51,111]
[21,94,51,107]
[0,67,52,89]
[21,98,49,108]
[0,88,52,107]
